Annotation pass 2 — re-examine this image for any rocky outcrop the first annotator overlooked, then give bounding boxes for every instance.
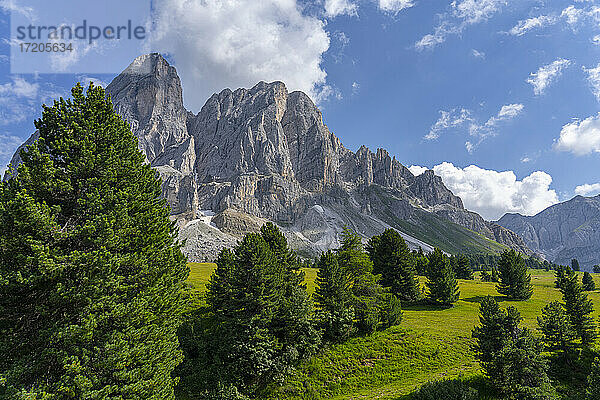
[497,195,600,268]
[9,53,532,260]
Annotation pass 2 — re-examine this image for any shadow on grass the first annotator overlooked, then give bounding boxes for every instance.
[403,301,455,312]
[462,295,507,304]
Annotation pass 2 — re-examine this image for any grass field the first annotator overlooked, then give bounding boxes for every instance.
[185,263,600,399]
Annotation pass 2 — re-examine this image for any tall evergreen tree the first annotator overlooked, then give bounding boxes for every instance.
[453,254,474,280]
[560,267,596,346]
[583,271,596,291]
[537,301,576,353]
[572,259,581,272]
[496,249,533,300]
[314,251,354,341]
[181,228,319,397]
[366,229,420,302]
[555,265,570,289]
[473,297,557,400]
[0,84,188,398]
[425,248,459,305]
[414,247,429,276]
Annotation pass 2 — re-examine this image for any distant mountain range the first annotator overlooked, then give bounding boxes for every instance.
[9,53,533,260]
[497,195,600,269]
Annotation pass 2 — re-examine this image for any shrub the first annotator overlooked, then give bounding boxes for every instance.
[411,379,478,400]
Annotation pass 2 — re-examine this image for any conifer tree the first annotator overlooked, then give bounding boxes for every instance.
[414,247,429,276]
[586,357,600,400]
[0,84,188,398]
[366,229,420,302]
[453,254,474,280]
[314,251,354,341]
[182,227,319,396]
[425,248,459,305]
[473,297,557,400]
[555,265,570,289]
[537,301,576,352]
[583,271,596,291]
[496,249,533,300]
[572,258,581,272]
[560,267,596,346]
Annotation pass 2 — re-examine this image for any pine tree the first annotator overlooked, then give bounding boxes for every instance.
[586,357,600,400]
[184,228,319,396]
[366,229,420,302]
[473,297,557,400]
[560,267,596,346]
[583,271,596,291]
[0,84,188,398]
[314,251,354,341]
[496,249,533,300]
[453,254,474,280]
[537,301,576,352]
[414,247,429,276]
[572,258,581,272]
[425,248,459,305]
[555,265,570,289]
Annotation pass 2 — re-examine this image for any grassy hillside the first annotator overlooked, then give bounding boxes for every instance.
[368,186,508,255]
[185,264,600,399]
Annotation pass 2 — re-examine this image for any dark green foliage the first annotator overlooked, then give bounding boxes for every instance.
[472,297,557,400]
[178,224,319,397]
[411,378,478,400]
[481,267,499,282]
[560,267,596,346]
[451,254,474,280]
[572,259,581,272]
[583,272,596,291]
[414,247,429,276]
[496,249,533,300]
[314,251,354,342]
[594,265,600,274]
[425,248,459,305]
[0,84,188,398]
[367,229,420,302]
[586,357,600,400]
[335,228,402,334]
[537,301,576,352]
[555,265,570,289]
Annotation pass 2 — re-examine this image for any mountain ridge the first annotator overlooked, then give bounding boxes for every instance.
[9,53,531,260]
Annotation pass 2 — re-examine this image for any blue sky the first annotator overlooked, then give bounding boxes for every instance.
[0,0,599,220]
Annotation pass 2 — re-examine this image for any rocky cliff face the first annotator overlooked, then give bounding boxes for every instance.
[9,53,531,260]
[497,195,600,268]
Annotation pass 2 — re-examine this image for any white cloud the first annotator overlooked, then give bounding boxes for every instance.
[0,77,40,125]
[425,108,473,140]
[583,63,600,101]
[415,0,507,50]
[520,157,532,163]
[411,162,558,220]
[526,58,571,96]
[575,183,600,196]
[427,103,523,152]
[150,0,331,110]
[378,0,415,13]
[0,0,35,20]
[325,0,357,17]
[471,49,485,59]
[351,81,360,94]
[408,165,428,176]
[554,112,600,156]
[509,14,557,36]
[593,35,600,45]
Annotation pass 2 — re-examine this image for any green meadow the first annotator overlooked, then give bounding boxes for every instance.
[185,263,600,399]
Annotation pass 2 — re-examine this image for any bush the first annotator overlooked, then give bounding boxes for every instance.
[411,379,478,400]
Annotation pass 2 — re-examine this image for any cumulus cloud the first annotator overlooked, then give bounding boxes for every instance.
[150,0,331,111]
[575,183,600,196]
[526,58,571,96]
[554,112,600,155]
[415,0,507,50]
[324,0,357,17]
[410,162,558,220]
[0,76,40,125]
[426,103,524,152]
[378,0,415,13]
[583,63,600,101]
[408,165,428,176]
